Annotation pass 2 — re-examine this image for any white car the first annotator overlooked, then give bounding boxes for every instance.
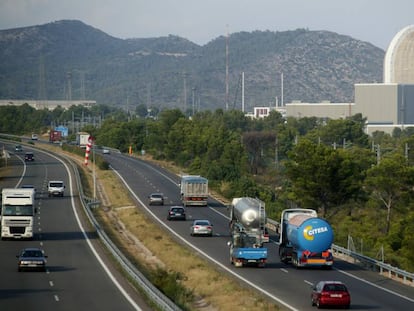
[102,148,110,154]
[190,219,213,236]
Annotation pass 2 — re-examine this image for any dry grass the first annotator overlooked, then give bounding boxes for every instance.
[37,145,281,310]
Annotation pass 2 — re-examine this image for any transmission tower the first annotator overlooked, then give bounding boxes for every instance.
[225,25,229,111]
[79,71,86,99]
[183,71,188,113]
[66,71,72,101]
[38,56,47,101]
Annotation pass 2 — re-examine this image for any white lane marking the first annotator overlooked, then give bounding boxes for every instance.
[49,281,54,287]
[336,267,414,303]
[304,280,313,286]
[280,268,289,273]
[113,168,299,311]
[54,295,60,302]
[44,152,143,311]
[119,156,414,308]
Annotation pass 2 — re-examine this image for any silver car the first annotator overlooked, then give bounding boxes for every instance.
[149,193,164,205]
[190,219,213,236]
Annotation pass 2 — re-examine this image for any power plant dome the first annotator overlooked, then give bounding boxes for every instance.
[384,25,414,83]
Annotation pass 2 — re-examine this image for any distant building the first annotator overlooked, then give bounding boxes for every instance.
[354,83,414,125]
[286,101,354,120]
[384,25,414,84]
[247,25,414,135]
[0,99,96,110]
[245,106,286,119]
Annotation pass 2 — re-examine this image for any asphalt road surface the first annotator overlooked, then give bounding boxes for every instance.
[0,142,152,311]
[105,151,414,311]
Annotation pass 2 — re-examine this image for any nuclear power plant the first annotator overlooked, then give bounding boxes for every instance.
[384,25,414,84]
[284,25,414,135]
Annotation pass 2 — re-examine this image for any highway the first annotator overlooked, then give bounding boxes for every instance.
[0,143,152,311]
[105,151,414,311]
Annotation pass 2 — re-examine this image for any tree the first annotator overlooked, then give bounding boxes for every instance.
[243,131,275,174]
[285,139,368,217]
[136,104,148,118]
[364,153,414,234]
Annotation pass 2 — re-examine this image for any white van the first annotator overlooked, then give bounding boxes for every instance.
[48,181,65,197]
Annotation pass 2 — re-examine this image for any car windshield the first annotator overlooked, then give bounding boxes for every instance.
[22,250,43,258]
[3,205,34,216]
[324,284,347,291]
[50,183,63,187]
[172,208,183,212]
[152,194,162,198]
[195,221,209,226]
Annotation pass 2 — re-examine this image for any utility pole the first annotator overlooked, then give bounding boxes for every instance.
[225,25,229,111]
[192,87,196,116]
[66,71,72,101]
[405,143,409,160]
[281,72,284,107]
[183,72,187,113]
[241,72,245,112]
[38,55,46,102]
[275,135,279,168]
[80,71,86,100]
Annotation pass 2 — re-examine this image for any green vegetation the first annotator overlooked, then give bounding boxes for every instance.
[2,104,414,273]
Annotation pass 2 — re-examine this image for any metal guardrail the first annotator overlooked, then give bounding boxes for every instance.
[0,136,180,310]
[331,244,414,286]
[67,157,181,311]
[6,134,411,296]
[267,218,414,287]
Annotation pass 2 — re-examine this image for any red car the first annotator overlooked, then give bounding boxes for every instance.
[311,281,351,309]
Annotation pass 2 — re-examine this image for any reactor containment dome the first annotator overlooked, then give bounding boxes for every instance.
[384,25,414,84]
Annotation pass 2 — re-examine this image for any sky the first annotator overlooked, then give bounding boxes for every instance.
[0,0,413,50]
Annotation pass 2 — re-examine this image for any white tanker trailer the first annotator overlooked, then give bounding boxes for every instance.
[228,197,268,267]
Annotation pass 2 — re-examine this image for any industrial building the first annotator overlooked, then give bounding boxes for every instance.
[255,25,414,135]
[0,99,96,110]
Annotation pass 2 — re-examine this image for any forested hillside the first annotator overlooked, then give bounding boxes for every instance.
[0,20,384,111]
[1,104,414,273]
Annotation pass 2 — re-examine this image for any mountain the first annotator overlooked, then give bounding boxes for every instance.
[0,20,384,112]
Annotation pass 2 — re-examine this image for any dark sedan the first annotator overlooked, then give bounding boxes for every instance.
[17,248,48,272]
[24,152,34,161]
[167,206,186,221]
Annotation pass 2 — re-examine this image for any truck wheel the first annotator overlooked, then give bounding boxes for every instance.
[279,248,288,264]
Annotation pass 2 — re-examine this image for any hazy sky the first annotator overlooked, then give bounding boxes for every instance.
[0,0,413,50]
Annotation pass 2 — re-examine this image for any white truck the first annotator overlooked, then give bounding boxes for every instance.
[180,175,208,206]
[76,132,90,148]
[228,197,268,267]
[48,180,65,197]
[1,188,36,239]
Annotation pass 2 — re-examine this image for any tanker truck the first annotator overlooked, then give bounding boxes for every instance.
[228,197,268,267]
[278,208,334,268]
